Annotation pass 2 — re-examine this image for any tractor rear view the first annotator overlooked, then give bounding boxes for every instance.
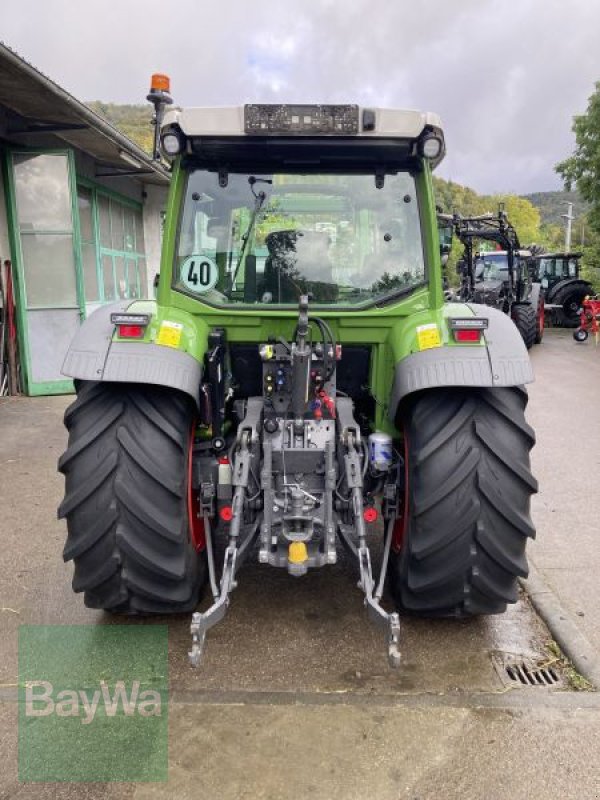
[58,79,537,667]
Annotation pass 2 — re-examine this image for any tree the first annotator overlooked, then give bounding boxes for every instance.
[556,82,600,232]
[433,177,542,282]
[494,195,541,245]
[579,214,600,291]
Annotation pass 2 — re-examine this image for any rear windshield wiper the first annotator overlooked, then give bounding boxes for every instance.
[228,176,271,294]
[374,283,418,308]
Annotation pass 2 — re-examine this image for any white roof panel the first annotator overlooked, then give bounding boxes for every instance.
[163,105,443,140]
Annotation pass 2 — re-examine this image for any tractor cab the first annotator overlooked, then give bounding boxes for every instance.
[149,94,446,313]
[531,252,582,290]
[529,251,593,327]
[474,249,532,298]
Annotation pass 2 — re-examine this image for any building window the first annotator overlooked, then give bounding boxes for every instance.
[78,186,99,303]
[14,153,78,308]
[77,184,147,306]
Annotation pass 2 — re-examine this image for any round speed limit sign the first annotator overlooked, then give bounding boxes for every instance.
[180,255,219,293]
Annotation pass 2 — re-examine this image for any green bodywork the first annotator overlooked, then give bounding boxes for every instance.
[118,158,483,436]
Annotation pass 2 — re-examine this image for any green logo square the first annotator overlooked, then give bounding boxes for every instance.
[18,625,168,782]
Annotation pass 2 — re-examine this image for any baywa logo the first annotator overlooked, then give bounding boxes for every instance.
[25,679,162,725]
[19,625,168,782]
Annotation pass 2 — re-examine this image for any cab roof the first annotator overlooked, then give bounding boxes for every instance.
[162,104,445,168]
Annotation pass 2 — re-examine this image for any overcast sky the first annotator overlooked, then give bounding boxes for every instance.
[2,0,599,195]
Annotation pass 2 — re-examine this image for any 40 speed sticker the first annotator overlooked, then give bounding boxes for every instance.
[180,254,219,293]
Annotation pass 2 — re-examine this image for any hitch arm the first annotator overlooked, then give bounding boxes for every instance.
[189,431,257,667]
[342,434,402,668]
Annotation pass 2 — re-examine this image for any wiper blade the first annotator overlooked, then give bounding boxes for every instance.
[228,177,269,294]
[374,283,418,307]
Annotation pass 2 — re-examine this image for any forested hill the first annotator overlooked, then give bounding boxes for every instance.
[522,190,588,226]
[432,179,586,238]
[432,176,547,246]
[86,102,154,154]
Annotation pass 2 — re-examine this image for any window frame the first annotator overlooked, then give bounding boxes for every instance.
[3,147,84,395]
[76,177,147,305]
[171,166,429,311]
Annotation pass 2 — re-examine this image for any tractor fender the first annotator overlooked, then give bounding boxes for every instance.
[388,304,533,420]
[61,301,204,406]
[529,282,542,306]
[546,278,592,305]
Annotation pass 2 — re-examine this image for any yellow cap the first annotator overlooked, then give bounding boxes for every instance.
[288,541,308,564]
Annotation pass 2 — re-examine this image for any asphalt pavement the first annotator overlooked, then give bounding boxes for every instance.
[0,328,599,799]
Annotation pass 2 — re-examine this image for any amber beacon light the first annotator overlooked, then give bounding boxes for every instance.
[150,73,171,93]
[147,73,173,160]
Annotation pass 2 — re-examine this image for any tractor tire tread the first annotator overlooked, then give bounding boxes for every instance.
[512,304,537,350]
[389,386,536,617]
[59,381,205,614]
[552,281,593,328]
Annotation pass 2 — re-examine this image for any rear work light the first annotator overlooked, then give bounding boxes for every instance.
[110,313,150,339]
[449,317,488,343]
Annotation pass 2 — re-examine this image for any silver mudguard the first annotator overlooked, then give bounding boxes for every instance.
[388,304,534,420]
[61,302,202,406]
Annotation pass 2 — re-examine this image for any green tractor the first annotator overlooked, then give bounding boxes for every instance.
[58,80,537,666]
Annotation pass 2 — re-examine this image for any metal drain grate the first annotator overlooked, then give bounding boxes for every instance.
[505,661,560,687]
[493,653,562,688]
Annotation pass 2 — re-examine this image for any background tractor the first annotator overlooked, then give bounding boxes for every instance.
[529,251,593,328]
[451,211,544,348]
[58,81,537,666]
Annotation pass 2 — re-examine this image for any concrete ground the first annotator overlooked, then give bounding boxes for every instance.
[1,328,600,799]
[528,328,600,653]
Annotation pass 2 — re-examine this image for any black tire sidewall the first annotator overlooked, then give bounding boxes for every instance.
[59,382,206,613]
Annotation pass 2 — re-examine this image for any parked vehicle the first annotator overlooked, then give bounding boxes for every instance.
[58,81,537,667]
[451,211,544,348]
[529,252,593,328]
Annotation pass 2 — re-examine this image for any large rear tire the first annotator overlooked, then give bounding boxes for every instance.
[511,304,537,350]
[58,382,206,613]
[388,387,537,617]
[553,282,592,327]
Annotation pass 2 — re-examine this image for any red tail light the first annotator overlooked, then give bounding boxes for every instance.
[111,312,151,339]
[117,324,144,338]
[448,317,488,343]
[454,329,481,342]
